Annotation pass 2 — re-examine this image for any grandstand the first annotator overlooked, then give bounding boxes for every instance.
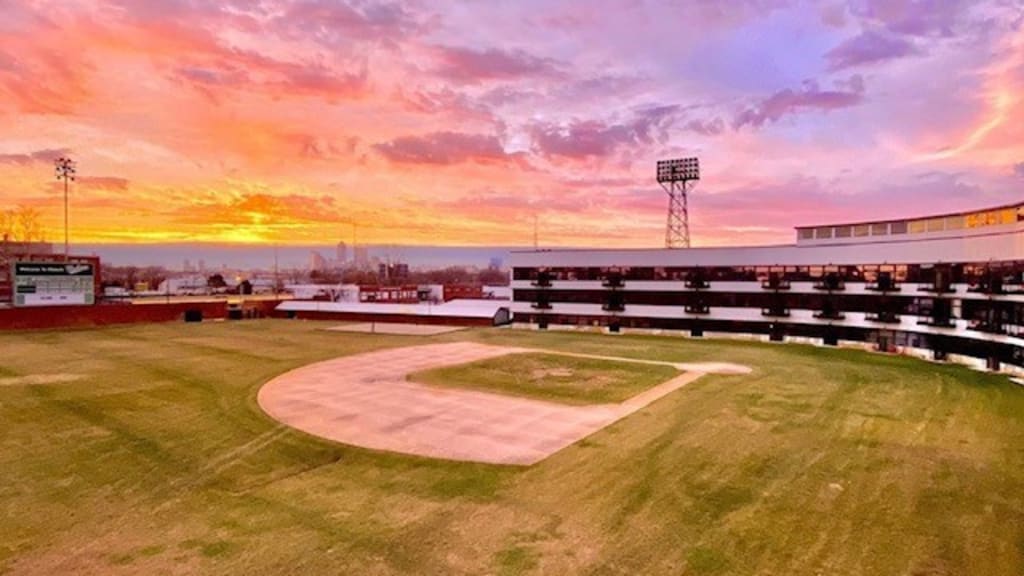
[511,201,1024,372]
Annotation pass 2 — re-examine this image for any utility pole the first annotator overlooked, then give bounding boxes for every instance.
[54,157,76,259]
[273,244,279,298]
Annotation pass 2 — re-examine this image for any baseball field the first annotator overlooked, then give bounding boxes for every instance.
[1,320,1023,575]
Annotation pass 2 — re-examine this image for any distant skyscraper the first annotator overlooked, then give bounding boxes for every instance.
[354,246,369,268]
[336,241,348,264]
[309,251,327,272]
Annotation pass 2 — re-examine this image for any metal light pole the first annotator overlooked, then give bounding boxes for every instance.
[656,157,700,249]
[54,157,76,259]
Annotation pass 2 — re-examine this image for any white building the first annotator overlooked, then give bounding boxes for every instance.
[511,201,1024,372]
[157,275,208,295]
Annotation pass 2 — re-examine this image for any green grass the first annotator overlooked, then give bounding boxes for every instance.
[0,320,1023,575]
[408,352,678,404]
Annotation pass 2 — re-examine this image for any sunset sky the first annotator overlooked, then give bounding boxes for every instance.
[1,0,1022,248]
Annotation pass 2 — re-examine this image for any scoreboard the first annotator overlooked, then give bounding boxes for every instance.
[12,261,96,307]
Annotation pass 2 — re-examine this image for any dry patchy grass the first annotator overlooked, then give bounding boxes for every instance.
[0,321,1022,575]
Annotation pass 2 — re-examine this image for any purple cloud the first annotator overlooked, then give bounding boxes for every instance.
[733,79,866,129]
[1015,162,1024,178]
[432,46,561,82]
[684,117,726,136]
[826,30,920,70]
[0,148,71,165]
[375,131,512,164]
[849,0,971,38]
[530,105,679,159]
[272,0,422,44]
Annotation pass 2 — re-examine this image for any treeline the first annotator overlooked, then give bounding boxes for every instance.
[101,266,170,290]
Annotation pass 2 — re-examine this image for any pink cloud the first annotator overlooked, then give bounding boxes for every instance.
[288,134,359,160]
[431,45,562,82]
[0,43,94,114]
[170,50,369,102]
[78,176,130,191]
[850,0,971,38]
[375,131,514,165]
[0,148,71,166]
[272,0,423,44]
[684,117,726,136]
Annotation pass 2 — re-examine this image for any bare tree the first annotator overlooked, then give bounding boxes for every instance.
[17,206,42,243]
[0,209,13,242]
[0,206,43,243]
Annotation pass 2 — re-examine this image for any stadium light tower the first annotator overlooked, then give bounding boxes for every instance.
[656,157,700,249]
[54,156,76,259]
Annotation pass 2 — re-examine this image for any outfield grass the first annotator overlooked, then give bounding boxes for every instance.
[1,320,1023,575]
[408,351,679,404]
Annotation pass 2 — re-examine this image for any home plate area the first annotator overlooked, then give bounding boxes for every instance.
[257,342,749,465]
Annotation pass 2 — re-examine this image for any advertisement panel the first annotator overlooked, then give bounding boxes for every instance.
[12,261,95,307]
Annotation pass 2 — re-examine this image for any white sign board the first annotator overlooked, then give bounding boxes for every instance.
[13,261,95,307]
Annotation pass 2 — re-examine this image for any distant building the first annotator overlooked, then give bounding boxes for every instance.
[483,285,512,300]
[157,275,207,295]
[359,284,419,304]
[511,200,1024,372]
[336,241,348,264]
[247,277,277,294]
[443,284,484,301]
[309,251,327,272]
[378,262,409,283]
[354,246,370,268]
[0,239,53,256]
[418,284,444,303]
[287,283,359,302]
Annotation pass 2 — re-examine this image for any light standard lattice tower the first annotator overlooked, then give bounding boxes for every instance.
[656,157,700,248]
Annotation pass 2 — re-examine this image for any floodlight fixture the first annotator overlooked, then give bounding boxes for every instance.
[656,157,700,183]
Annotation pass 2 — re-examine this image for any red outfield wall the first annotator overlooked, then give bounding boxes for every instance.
[0,300,281,331]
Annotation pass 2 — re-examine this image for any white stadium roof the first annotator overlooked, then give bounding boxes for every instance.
[276,298,509,319]
[510,223,1024,268]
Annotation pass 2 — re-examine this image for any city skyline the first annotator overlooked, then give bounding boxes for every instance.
[1,1,1022,248]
